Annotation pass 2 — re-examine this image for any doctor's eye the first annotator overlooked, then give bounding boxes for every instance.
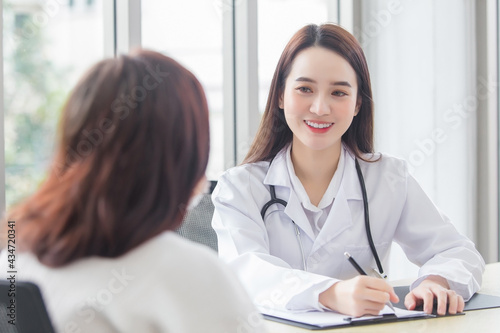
[296,86,312,93]
[332,90,348,97]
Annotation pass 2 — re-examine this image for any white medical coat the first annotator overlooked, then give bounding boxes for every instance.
[212,145,485,312]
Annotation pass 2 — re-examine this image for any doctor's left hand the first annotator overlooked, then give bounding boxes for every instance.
[404,275,464,315]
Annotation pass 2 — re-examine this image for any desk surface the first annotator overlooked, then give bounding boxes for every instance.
[264,262,500,333]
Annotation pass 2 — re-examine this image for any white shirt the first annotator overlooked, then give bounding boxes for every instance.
[212,145,485,312]
[0,232,266,333]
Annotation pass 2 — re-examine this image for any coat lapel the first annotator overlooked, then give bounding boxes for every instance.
[283,191,316,241]
[263,149,316,241]
[311,151,363,255]
[311,183,352,254]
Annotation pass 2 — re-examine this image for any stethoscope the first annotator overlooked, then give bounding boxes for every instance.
[260,158,384,275]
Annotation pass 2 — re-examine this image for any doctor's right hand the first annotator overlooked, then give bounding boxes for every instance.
[318,276,399,317]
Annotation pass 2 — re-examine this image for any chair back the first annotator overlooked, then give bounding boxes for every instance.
[176,180,218,251]
[0,280,55,333]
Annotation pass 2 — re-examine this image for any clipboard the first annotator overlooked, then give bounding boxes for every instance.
[260,305,436,330]
[262,287,500,330]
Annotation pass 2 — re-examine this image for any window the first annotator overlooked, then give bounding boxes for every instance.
[142,0,224,179]
[3,0,104,208]
[257,0,329,114]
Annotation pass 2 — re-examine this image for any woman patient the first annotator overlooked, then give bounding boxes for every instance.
[2,50,265,332]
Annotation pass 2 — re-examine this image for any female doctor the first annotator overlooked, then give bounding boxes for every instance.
[211,23,485,318]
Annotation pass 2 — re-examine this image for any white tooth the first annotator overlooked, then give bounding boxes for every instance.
[306,120,332,129]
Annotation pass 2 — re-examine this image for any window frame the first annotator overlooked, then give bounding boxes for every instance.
[476,0,499,263]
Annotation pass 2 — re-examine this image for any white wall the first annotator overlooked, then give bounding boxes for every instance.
[358,0,478,279]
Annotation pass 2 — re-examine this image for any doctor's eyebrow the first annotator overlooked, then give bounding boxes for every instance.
[295,77,352,87]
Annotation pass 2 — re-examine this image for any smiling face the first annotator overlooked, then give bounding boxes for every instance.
[280,46,359,154]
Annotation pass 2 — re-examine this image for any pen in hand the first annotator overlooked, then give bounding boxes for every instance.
[344,252,367,275]
[344,252,396,312]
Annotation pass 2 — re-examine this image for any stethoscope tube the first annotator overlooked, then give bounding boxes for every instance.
[260,185,288,216]
[354,158,384,274]
[260,185,308,271]
[260,158,384,275]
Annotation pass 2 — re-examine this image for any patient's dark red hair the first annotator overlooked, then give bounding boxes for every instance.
[9,50,210,267]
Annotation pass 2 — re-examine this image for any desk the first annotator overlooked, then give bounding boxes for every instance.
[264,262,500,332]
